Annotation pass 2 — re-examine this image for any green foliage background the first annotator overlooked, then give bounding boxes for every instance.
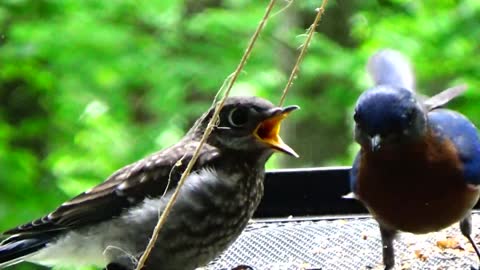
[0,0,479,269]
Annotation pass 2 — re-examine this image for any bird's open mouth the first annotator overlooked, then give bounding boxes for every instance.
[254,106,299,157]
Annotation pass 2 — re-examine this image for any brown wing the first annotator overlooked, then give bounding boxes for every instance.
[3,142,220,235]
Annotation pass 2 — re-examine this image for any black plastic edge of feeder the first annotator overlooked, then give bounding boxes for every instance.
[254,166,480,219]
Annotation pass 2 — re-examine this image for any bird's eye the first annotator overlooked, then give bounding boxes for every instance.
[228,107,249,127]
[353,111,360,123]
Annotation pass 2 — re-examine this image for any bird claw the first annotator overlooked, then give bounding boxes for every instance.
[105,263,129,270]
[384,263,394,269]
[230,265,254,270]
[470,266,479,270]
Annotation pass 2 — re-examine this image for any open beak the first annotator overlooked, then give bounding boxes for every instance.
[253,105,299,157]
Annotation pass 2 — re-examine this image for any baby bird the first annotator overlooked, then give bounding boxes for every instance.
[0,96,299,270]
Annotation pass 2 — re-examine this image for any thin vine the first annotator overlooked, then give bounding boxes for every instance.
[278,0,329,106]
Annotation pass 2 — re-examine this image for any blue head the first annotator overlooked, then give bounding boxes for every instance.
[353,86,427,151]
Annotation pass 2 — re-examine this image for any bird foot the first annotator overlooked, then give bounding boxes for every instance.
[105,263,130,270]
[230,265,254,270]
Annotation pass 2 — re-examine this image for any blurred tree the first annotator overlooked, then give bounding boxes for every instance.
[0,0,479,269]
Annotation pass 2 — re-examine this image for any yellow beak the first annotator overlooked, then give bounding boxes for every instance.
[253,106,299,157]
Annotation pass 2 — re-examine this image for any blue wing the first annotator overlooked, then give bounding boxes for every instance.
[428,109,480,185]
[0,237,51,268]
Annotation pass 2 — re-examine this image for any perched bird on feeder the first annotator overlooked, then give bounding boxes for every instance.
[350,49,480,269]
[0,96,299,270]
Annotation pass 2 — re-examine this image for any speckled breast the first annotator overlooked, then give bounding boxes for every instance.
[148,167,265,270]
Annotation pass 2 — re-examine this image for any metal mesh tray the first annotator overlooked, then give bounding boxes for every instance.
[207,215,480,270]
[206,167,480,270]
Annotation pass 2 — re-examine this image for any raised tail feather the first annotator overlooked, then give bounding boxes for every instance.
[367,49,415,91]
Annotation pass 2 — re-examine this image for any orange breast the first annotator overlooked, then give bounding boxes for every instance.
[356,134,480,233]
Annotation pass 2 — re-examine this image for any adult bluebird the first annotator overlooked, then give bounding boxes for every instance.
[350,49,480,269]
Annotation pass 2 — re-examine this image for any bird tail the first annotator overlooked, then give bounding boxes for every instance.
[0,236,50,268]
[367,49,415,91]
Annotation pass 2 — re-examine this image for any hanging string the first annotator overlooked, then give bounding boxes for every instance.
[278,0,328,106]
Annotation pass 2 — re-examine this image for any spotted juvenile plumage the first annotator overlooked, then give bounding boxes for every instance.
[350,49,480,270]
[0,96,299,270]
